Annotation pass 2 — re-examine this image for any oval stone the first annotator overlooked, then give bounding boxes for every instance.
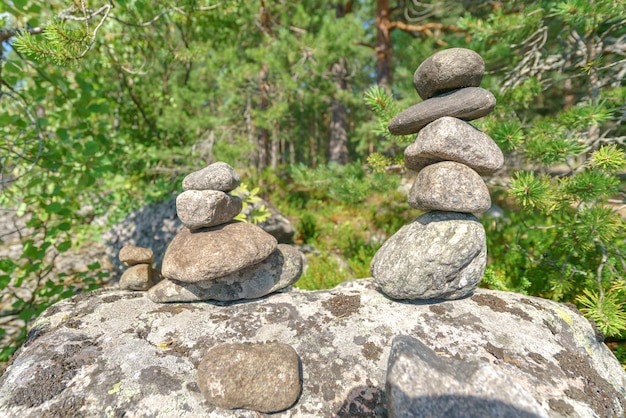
[148,244,303,302]
[120,264,153,291]
[161,222,278,283]
[388,87,496,136]
[176,190,242,230]
[182,161,240,192]
[371,211,486,300]
[408,161,491,213]
[414,48,485,100]
[118,245,154,266]
[197,342,301,413]
[404,117,504,175]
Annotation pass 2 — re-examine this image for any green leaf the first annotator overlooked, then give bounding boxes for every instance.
[57,241,72,253]
[45,202,63,214]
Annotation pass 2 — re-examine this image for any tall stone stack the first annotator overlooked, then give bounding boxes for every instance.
[147,162,303,303]
[371,48,503,300]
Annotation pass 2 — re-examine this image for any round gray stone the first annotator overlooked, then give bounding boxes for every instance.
[148,244,303,302]
[182,161,240,192]
[388,87,496,136]
[118,245,154,266]
[176,190,242,230]
[404,116,503,175]
[161,222,278,283]
[371,211,486,300]
[119,264,153,291]
[413,48,485,100]
[197,342,301,413]
[408,161,491,213]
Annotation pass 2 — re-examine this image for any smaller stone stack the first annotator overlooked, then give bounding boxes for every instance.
[119,245,155,290]
[371,48,503,300]
[147,162,303,303]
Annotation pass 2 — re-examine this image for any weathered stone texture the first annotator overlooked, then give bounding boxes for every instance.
[371,211,486,300]
[408,162,491,213]
[413,48,485,100]
[388,87,496,136]
[197,342,301,413]
[404,116,503,175]
[182,161,240,192]
[148,244,302,302]
[161,222,278,283]
[0,280,624,417]
[175,190,242,230]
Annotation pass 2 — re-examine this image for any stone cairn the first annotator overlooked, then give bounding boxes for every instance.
[116,162,304,413]
[371,48,503,300]
[118,161,303,303]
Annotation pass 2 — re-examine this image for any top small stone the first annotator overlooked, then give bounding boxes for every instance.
[414,48,485,100]
[182,162,240,192]
[119,245,154,266]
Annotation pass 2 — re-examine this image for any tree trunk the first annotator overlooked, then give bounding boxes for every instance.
[376,0,393,89]
[328,60,350,165]
[256,62,270,172]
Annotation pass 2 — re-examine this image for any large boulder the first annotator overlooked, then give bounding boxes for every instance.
[1,279,624,417]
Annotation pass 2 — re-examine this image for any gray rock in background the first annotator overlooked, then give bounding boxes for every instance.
[182,162,240,192]
[371,211,486,300]
[386,335,545,417]
[404,116,504,175]
[408,161,491,213]
[148,244,303,302]
[197,342,301,413]
[0,280,624,417]
[413,48,485,100]
[388,87,496,136]
[176,190,242,230]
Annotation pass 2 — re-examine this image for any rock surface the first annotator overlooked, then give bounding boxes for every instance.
[197,342,301,413]
[176,190,242,230]
[408,162,491,213]
[388,87,496,136]
[148,244,303,302]
[0,280,624,417]
[413,48,485,100]
[371,211,486,300]
[182,162,240,192]
[404,116,504,175]
[119,264,153,291]
[161,222,278,283]
[118,245,154,266]
[387,335,545,417]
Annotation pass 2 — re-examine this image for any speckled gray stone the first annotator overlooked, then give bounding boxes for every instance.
[404,117,503,175]
[371,211,486,300]
[408,162,491,213]
[1,280,624,417]
[387,335,546,417]
[182,162,240,192]
[388,87,496,136]
[413,48,485,100]
[198,342,301,413]
[161,222,278,283]
[119,263,154,291]
[118,245,154,266]
[176,190,242,230]
[148,244,302,302]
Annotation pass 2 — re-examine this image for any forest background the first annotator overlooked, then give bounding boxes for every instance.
[1,0,625,369]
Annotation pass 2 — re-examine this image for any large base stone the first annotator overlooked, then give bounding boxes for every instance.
[1,280,624,417]
[371,211,486,300]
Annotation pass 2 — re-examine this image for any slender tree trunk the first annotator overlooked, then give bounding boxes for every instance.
[328,60,350,165]
[376,0,393,89]
[256,63,270,172]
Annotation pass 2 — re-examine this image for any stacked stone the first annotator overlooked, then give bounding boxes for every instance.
[371,48,503,301]
[119,245,155,290]
[147,162,303,303]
